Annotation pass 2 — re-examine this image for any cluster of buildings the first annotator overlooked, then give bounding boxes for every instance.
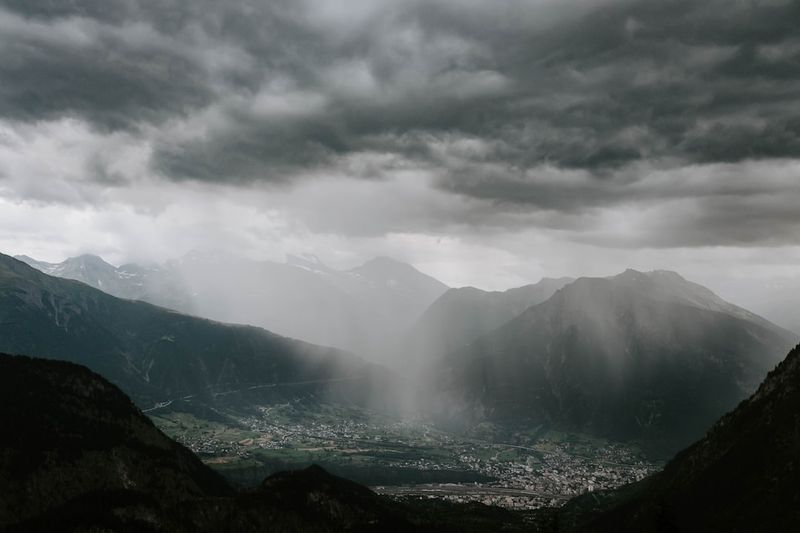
[164,406,659,510]
[376,438,658,510]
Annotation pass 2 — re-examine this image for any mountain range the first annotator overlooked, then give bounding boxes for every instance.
[8,250,798,452]
[0,253,393,413]
[402,277,574,370]
[429,269,796,452]
[16,252,448,366]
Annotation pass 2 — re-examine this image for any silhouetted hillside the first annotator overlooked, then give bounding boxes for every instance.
[562,343,800,532]
[0,353,231,530]
[0,353,535,532]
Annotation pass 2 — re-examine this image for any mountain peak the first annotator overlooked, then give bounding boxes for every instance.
[63,253,116,268]
[613,268,685,282]
[558,268,788,336]
[72,253,104,261]
[352,256,431,277]
[288,253,324,265]
[11,254,59,275]
[433,267,795,450]
[350,257,449,297]
[12,254,40,264]
[355,256,436,278]
[286,253,334,273]
[1,253,42,276]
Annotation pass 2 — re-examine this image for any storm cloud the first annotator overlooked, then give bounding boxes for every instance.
[1,0,800,282]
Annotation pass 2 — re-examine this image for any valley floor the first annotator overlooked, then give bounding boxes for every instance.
[151,401,660,511]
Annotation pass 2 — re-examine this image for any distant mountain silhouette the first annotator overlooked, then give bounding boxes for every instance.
[431,270,796,452]
[406,277,574,365]
[0,253,393,413]
[16,252,448,365]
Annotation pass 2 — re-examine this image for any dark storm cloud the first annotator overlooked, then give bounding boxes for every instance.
[3,0,799,172]
[639,192,800,248]
[0,3,215,131]
[1,0,800,246]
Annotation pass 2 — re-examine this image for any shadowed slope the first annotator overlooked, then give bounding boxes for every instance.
[564,344,800,532]
[0,252,395,413]
[433,271,796,451]
[0,354,231,529]
[407,277,574,363]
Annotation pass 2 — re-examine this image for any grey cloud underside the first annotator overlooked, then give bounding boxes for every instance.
[143,0,800,184]
[1,0,800,247]
[3,1,800,170]
[0,4,212,130]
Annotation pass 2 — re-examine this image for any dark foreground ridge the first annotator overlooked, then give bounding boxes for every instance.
[0,353,230,531]
[0,353,532,532]
[554,344,800,532]
[3,346,799,532]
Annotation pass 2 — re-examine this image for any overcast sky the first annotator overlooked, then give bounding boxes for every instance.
[1,0,799,302]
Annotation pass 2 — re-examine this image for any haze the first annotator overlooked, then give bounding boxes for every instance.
[1,0,799,331]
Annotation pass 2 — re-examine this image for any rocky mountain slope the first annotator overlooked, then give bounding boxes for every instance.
[431,270,797,452]
[0,253,393,413]
[406,277,574,365]
[16,252,448,365]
